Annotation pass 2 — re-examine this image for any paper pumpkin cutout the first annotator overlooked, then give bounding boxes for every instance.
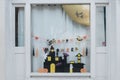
[80,68,87,73]
[38,68,48,73]
[62,5,90,26]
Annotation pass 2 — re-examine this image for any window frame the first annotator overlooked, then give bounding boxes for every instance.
[11,0,110,79]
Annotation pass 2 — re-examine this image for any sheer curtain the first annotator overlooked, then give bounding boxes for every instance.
[16,7,24,46]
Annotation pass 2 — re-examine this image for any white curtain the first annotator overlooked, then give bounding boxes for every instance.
[17,7,24,46]
[96,6,106,47]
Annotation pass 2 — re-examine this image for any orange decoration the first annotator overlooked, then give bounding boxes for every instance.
[80,68,87,73]
[38,68,48,73]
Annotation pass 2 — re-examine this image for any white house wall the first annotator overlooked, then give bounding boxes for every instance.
[0,0,6,80]
[4,0,118,80]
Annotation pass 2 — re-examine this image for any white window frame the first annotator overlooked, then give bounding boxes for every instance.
[12,4,25,54]
[11,0,110,80]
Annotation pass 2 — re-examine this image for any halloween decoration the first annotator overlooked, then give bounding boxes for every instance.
[38,68,48,73]
[35,48,39,57]
[62,5,90,26]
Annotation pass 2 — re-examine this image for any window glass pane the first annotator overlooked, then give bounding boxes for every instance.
[96,6,106,47]
[31,4,90,73]
[15,7,25,47]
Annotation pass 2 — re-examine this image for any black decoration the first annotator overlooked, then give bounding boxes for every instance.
[33,48,35,56]
[56,48,59,56]
[86,48,88,56]
[66,39,69,43]
[44,48,49,53]
[71,48,74,52]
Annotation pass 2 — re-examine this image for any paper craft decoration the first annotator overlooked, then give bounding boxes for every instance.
[35,48,39,57]
[38,68,48,73]
[62,5,90,26]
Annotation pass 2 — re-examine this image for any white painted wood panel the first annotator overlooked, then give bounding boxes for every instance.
[11,0,109,4]
[96,54,108,77]
[30,77,92,80]
[0,0,6,80]
[5,0,114,80]
[116,0,120,80]
[15,54,25,80]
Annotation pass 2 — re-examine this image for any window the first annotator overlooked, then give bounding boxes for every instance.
[96,6,107,47]
[31,4,91,73]
[15,7,25,47]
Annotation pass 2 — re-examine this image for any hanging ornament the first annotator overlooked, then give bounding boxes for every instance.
[66,48,69,52]
[82,48,85,56]
[35,48,39,57]
[52,39,56,44]
[86,48,88,56]
[34,36,39,40]
[70,38,74,42]
[44,48,49,54]
[71,48,74,52]
[62,39,65,43]
[61,49,64,52]
[42,48,45,53]
[75,47,79,51]
[76,36,83,41]
[66,39,69,43]
[83,35,88,40]
[57,40,61,44]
